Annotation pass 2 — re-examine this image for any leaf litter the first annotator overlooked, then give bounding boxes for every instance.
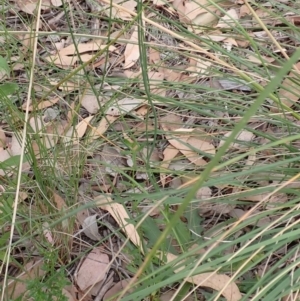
[2,0,300,300]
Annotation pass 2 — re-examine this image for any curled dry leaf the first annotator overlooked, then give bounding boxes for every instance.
[162,252,242,301]
[82,214,102,241]
[76,248,110,291]
[95,195,143,252]
[124,26,140,69]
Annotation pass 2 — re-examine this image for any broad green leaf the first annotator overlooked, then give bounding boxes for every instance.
[0,56,10,74]
[0,82,18,96]
[0,154,22,170]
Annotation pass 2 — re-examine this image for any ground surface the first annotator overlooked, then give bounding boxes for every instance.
[1,0,300,300]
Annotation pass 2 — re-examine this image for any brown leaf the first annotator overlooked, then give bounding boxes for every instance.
[163,253,242,301]
[4,258,46,300]
[80,89,102,114]
[82,214,102,241]
[0,149,12,176]
[271,63,300,111]
[219,130,255,149]
[161,127,214,166]
[90,115,118,139]
[160,145,180,187]
[76,248,110,291]
[102,0,137,20]
[103,279,135,301]
[148,71,165,96]
[16,0,51,14]
[124,26,140,69]
[76,115,94,138]
[106,98,144,116]
[51,190,67,210]
[95,195,143,252]
[22,97,59,111]
[58,41,117,56]
[51,0,63,6]
[190,8,219,29]
[149,48,161,65]
[160,113,183,131]
[217,9,239,28]
[0,126,6,148]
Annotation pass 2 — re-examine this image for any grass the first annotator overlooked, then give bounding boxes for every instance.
[1,0,300,300]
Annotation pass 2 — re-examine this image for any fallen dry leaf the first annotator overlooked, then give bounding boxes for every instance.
[102,0,137,20]
[51,0,63,6]
[106,98,144,116]
[75,115,94,139]
[22,97,59,111]
[80,87,103,114]
[90,115,119,139]
[103,278,135,301]
[187,58,212,76]
[219,130,255,149]
[4,258,46,300]
[173,0,212,23]
[82,214,102,241]
[95,195,143,252]
[164,132,212,166]
[160,145,180,187]
[189,7,219,31]
[101,144,125,176]
[76,248,109,291]
[10,132,23,156]
[16,0,51,14]
[58,41,117,56]
[163,252,242,301]
[217,8,239,28]
[148,71,165,96]
[0,126,6,148]
[124,26,140,69]
[271,63,300,111]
